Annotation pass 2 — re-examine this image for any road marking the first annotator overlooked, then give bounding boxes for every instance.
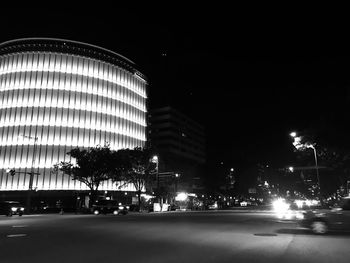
[7,234,27,238]
[12,225,28,228]
[275,220,297,224]
[254,233,278,236]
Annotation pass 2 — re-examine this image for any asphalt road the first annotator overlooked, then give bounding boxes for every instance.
[0,210,349,263]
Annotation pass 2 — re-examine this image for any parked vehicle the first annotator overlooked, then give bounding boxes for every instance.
[206,201,218,210]
[92,200,128,215]
[0,201,25,216]
[127,204,140,212]
[169,204,180,211]
[299,197,350,234]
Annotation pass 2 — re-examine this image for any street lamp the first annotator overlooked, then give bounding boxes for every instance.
[151,155,160,205]
[307,144,321,201]
[152,155,159,188]
[290,132,322,205]
[19,134,39,213]
[174,173,180,193]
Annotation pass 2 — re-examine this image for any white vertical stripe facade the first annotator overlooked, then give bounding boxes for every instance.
[0,51,147,191]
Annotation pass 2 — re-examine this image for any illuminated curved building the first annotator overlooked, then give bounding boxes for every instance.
[0,38,147,192]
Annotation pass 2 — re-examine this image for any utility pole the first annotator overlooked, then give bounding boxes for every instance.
[20,135,39,213]
[310,145,322,205]
[152,155,162,210]
[290,132,323,206]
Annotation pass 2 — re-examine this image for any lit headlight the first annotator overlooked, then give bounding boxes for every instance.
[295,212,304,220]
[11,207,17,212]
[20,207,25,211]
[126,206,130,210]
[175,192,188,201]
[272,198,290,219]
[118,206,124,210]
[273,198,290,212]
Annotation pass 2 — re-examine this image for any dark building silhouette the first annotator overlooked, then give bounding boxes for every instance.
[149,106,206,192]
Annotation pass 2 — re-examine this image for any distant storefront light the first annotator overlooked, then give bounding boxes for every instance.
[175,192,188,201]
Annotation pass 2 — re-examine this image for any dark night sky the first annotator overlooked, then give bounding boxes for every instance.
[1,6,350,175]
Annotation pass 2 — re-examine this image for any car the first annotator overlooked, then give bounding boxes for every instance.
[169,204,180,211]
[91,200,128,215]
[240,201,248,207]
[206,201,218,210]
[0,201,25,216]
[127,204,140,212]
[299,197,350,234]
[241,200,254,206]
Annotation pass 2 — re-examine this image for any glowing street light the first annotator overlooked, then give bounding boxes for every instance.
[151,155,158,163]
[288,166,294,172]
[151,156,159,184]
[151,155,161,205]
[17,134,39,213]
[174,173,180,193]
[175,192,188,201]
[290,132,322,205]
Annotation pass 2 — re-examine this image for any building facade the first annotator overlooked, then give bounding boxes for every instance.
[0,38,147,192]
[149,106,206,192]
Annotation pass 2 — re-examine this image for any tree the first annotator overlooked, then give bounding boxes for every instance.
[114,147,156,211]
[54,145,122,207]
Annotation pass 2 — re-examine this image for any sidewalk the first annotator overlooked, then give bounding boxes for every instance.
[0,205,275,218]
[225,205,273,211]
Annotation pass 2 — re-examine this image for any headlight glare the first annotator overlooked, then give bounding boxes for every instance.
[296,212,304,220]
[273,198,291,219]
[272,198,290,212]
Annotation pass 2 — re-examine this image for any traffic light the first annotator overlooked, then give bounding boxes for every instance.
[6,168,15,176]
